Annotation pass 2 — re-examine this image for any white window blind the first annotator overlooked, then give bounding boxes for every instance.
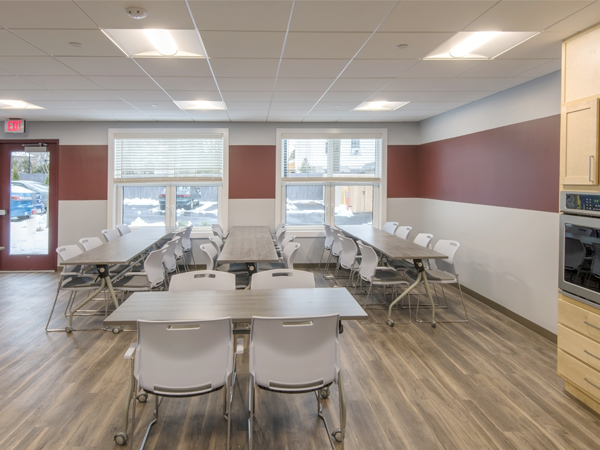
[114,134,224,182]
[282,136,381,180]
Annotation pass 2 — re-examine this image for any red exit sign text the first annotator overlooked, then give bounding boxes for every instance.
[5,119,26,133]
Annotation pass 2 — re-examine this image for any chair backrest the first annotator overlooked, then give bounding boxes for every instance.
[212,224,224,240]
[56,244,83,262]
[199,243,218,270]
[395,226,412,240]
[382,221,399,234]
[172,231,184,259]
[102,228,120,242]
[180,225,193,252]
[249,314,340,391]
[280,234,296,251]
[330,229,344,257]
[357,242,377,282]
[251,269,315,290]
[208,235,223,257]
[169,270,236,291]
[116,224,131,236]
[135,318,233,396]
[275,228,287,248]
[280,242,300,269]
[79,237,104,251]
[274,222,285,234]
[413,233,433,249]
[323,224,335,250]
[338,235,358,270]
[144,248,167,289]
[431,240,460,275]
[161,237,179,274]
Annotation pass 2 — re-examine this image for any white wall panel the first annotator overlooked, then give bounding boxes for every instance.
[57,200,107,246]
[388,197,559,333]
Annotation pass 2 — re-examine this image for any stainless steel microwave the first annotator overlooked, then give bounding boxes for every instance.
[559,192,600,306]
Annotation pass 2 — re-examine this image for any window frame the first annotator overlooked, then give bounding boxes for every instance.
[108,128,229,234]
[275,128,387,235]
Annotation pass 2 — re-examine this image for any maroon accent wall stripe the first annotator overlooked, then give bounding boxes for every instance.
[387,145,419,197]
[229,145,276,199]
[58,145,108,200]
[413,115,560,213]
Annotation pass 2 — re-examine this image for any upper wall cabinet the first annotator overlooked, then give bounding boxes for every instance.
[563,26,600,104]
[561,98,599,185]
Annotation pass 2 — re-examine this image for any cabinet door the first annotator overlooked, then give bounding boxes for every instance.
[562,98,600,185]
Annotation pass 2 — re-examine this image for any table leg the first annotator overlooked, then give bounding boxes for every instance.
[419,270,437,327]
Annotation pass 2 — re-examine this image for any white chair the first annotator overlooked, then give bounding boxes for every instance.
[394,226,412,240]
[388,233,433,271]
[180,225,195,268]
[169,270,236,291]
[102,228,120,242]
[318,224,335,271]
[324,229,343,276]
[111,248,166,301]
[382,221,399,234]
[79,236,104,251]
[257,241,300,271]
[207,235,249,273]
[355,242,409,309]
[45,245,105,332]
[248,314,345,450]
[199,243,248,288]
[274,227,287,252]
[332,235,359,287]
[277,234,296,257]
[161,237,180,285]
[250,269,315,290]
[116,224,132,236]
[115,318,241,450]
[405,240,469,323]
[212,224,226,241]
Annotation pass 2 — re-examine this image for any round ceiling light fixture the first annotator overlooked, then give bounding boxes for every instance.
[126,6,147,19]
[396,44,408,49]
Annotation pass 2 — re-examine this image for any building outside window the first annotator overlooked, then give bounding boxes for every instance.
[108,129,228,231]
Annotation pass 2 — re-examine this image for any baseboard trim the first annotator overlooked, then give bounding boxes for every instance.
[461,285,557,344]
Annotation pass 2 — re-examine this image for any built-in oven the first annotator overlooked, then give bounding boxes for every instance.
[559,191,600,307]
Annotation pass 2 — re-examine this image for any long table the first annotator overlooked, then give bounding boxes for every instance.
[337,224,447,327]
[218,226,280,272]
[59,226,176,332]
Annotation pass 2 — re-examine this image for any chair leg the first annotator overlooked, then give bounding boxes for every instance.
[248,375,255,450]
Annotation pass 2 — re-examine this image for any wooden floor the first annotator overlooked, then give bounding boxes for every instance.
[1,269,600,450]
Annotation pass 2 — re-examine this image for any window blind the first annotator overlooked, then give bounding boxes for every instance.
[114,134,224,182]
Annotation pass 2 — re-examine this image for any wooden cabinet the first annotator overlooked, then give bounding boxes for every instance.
[561,98,599,185]
[557,295,600,414]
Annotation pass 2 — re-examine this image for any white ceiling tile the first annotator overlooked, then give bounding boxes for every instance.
[459,59,553,78]
[53,90,120,101]
[379,1,497,32]
[189,1,293,31]
[269,102,314,112]
[228,110,269,121]
[201,32,286,59]
[226,102,271,110]
[22,75,104,90]
[210,59,280,78]
[167,91,225,102]
[87,76,159,90]
[135,58,213,77]
[272,91,324,102]
[319,91,377,102]
[221,91,274,102]
[0,76,56,89]
[356,32,454,59]
[515,60,561,78]
[412,91,496,102]
[383,78,454,91]
[329,78,393,92]
[0,56,79,75]
[10,30,123,57]
[368,91,424,102]
[496,31,567,59]
[153,77,219,91]
[110,90,173,102]
[217,78,276,91]
[399,60,483,78]
[546,2,600,32]
[55,57,146,76]
[283,32,372,59]
[0,30,47,56]
[77,1,195,29]
[275,78,334,91]
[341,60,416,78]
[278,59,349,78]
[0,1,98,29]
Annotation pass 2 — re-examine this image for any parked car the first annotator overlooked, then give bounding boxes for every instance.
[10,185,44,221]
[158,186,201,210]
[11,180,49,211]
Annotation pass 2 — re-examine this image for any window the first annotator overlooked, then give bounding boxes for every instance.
[276,129,386,231]
[108,129,228,231]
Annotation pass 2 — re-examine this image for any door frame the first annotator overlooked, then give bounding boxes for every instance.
[0,140,59,271]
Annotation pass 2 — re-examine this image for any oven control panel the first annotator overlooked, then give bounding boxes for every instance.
[561,191,600,216]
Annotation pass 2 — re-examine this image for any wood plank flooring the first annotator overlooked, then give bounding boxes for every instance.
[1,269,599,450]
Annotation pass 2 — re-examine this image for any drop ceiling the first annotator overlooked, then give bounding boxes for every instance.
[0,0,598,123]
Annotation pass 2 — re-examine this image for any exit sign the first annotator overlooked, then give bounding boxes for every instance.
[5,119,26,133]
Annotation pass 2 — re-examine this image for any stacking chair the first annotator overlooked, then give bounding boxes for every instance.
[323,229,343,276]
[257,241,300,271]
[102,228,121,242]
[79,236,104,251]
[250,269,315,290]
[160,237,180,287]
[248,314,345,450]
[405,240,469,323]
[180,225,195,268]
[116,224,132,236]
[318,224,335,271]
[212,223,226,241]
[332,235,359,287]
[394,226,412,240]
[115,318,242,450]
[46,245,105,332]
[277,233,296,257]
[355,242,409,309]
[199,243,249,288]
[207,235,249,273]
[169,270,236,291]
[274,227,287,253]
[382,221,399,234]
[111,248,166,302]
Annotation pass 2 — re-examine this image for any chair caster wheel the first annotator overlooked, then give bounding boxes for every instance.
[387,319,394,327]
[65,326,72,333]
[137,392,148,403]
[333,428,343,442]
[114,432,128,446]
[431,322,437,328]
[112,327,121,334]
[320,386,330,399]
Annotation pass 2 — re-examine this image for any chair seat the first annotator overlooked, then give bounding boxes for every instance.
[111,274,151,290]
[406,268,455,283]
[61,274,102,289]
[372,268,407,284]
[256,261,285,271]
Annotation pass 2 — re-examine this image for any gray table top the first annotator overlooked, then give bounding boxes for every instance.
[62,226,177,266]
[218,226,280,263]
[337,224,446,260]
[104,287,368,326]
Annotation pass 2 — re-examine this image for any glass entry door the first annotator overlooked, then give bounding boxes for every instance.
[0,142,58,271]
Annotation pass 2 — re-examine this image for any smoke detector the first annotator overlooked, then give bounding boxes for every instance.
[126,6,147,19]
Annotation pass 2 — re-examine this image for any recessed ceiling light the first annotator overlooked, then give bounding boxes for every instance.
[174,100,227,111]
[144,29,178,56]
[0,99,44,110]
[425,31,539,60]
[396,44,408,49]
[102,29,206,58]
[69,42,83,47]
[353,101,409,112]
